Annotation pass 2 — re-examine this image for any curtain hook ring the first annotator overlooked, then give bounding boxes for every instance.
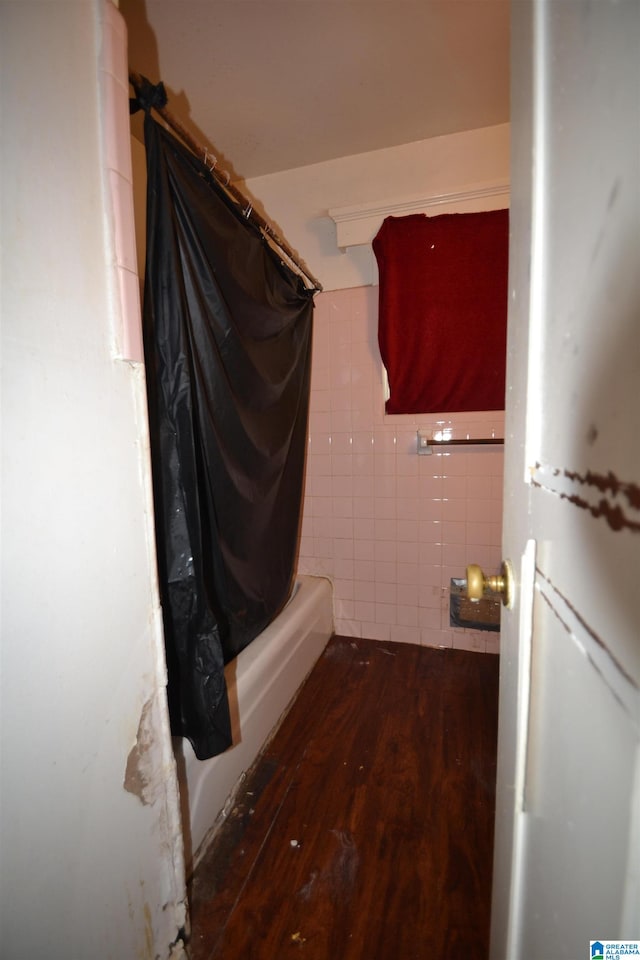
[224,170,231,186]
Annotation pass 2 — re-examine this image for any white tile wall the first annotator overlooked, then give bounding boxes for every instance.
[299,286,504,654]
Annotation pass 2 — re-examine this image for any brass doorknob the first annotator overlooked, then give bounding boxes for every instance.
[466,561,514,608]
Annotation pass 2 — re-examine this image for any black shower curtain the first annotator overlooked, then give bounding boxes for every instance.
[141,113,314,760]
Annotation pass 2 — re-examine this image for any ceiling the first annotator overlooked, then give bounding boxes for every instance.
[121,0,510,181]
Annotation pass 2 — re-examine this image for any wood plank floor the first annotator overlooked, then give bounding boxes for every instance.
[188,635,499,960]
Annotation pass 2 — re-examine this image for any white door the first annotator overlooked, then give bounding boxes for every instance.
[491,2,640,957]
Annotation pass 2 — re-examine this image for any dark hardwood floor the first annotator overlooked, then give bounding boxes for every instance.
[188,635,499,960]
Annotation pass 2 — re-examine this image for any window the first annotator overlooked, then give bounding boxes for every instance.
[373,209,509,415]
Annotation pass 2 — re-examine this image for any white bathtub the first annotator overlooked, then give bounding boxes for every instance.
[175,574,333,872]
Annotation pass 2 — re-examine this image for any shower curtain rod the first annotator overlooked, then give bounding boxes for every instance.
[129,72,323,292]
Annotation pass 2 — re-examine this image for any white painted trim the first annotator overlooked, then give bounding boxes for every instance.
[328,180,510,249]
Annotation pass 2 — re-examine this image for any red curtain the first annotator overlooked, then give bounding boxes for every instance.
[373,209,509,414]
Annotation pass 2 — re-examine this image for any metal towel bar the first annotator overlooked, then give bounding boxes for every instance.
[431,437,504,446]
[417,431,504,455]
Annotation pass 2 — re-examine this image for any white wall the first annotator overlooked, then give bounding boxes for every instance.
[0,3,185,958]
[240,122,509,291]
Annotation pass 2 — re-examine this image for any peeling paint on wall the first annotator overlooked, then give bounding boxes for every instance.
[127,883,189,960]
[124,698,162,806]
[532,462,640,533]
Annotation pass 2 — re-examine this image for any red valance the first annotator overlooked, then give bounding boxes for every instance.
[373,209,509,414]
